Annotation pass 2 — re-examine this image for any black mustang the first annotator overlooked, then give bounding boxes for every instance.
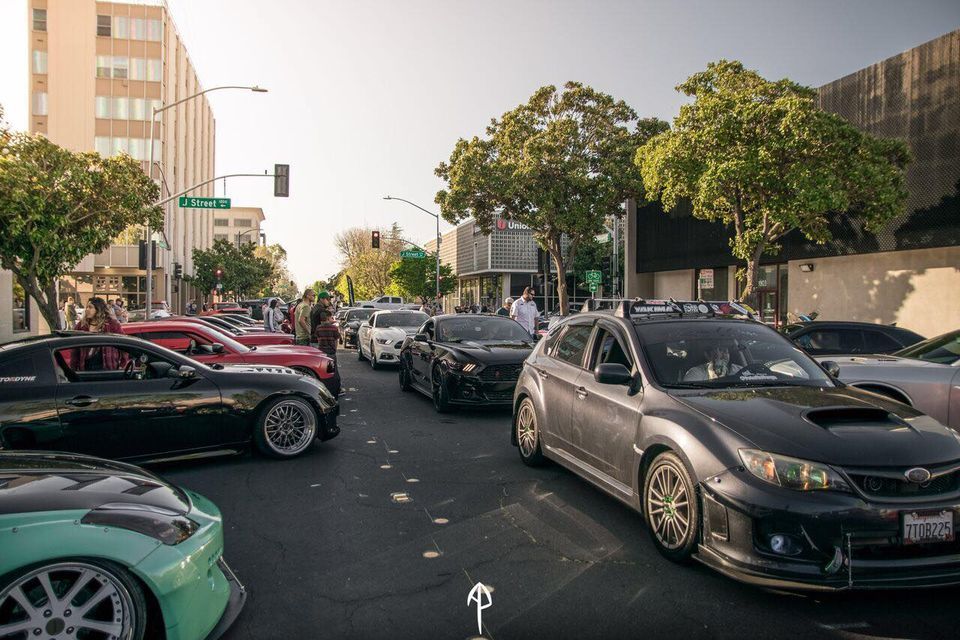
[0,332,339,463]
[399,314,534,412]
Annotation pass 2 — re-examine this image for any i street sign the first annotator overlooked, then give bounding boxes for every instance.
[400,250,426,259]
[585,270,603,285]
[178,196,231,209]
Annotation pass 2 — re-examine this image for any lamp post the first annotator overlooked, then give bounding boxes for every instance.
[235,227,263,248]
[383,196,441,302]
[146,85,267,318]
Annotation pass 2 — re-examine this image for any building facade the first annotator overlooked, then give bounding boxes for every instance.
[15,0,216,335]
[625,29,960,338]
[213,207,265,246]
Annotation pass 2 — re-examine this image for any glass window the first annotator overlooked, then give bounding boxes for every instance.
[54,344,174,380]
[213,233,229,242]
[794,329,862,355]
[146,59,162,82]
[32,92,47,116]
[112,56,128,79]
[375,312,428,329]
[32,50,47,74]
[33,8,47,31]
[214,218,230,227]
[96,55,111,78]
[128,138,145,160]
[97,15,111,37]
[113,16,129,39]
[147,19,163,41]
[131,18,146,40]
[589,328,633,370]
[113,97,129,120]
[234,218,252,228]
[95,136,111,157]
[862,330,903,354]
[129,57,146,80]
[112,137,128,156]
[95,96,111,118]
[12,280,30,333]
[130,98,146,121]
[895,331,960,365]
[696,267,728,300]
[553,324,593,367]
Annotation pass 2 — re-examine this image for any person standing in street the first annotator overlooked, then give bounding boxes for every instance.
[113,298,129,324]
[56,302,67,330]
[313,309,340,361]
[295,289,315,345]
[510,287,539,337]
[497,298,513,317]
[264,298,281,332]
[64,296,78,328]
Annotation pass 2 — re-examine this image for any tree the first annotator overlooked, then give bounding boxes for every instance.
[635,60,910,301]
[332,224,405,300]
[389,252,456,302]
[0,108,161,329]
[572,235,623,292]
[187,239,274,301]
[256,243,298,299]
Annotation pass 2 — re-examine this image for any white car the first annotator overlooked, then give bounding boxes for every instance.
[357,310,429,369]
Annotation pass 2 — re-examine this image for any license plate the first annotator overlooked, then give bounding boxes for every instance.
[902,510,954,545]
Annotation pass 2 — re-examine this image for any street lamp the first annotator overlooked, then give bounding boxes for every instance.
[235,227,264,247]
[383,196,441,302]
[146,85,267,317]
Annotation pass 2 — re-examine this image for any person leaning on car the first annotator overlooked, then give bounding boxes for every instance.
[295,289,315,346]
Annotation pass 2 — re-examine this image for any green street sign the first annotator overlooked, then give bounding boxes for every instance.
[589,282,599,293]
[178,196,231,209]
[585,270,603,285]
[400,250,426,259]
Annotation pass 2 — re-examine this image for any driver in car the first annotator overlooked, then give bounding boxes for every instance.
[684,343,742,381]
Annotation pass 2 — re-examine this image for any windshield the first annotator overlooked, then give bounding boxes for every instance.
[893,330,960,365]
[438,316,533,343]
[196,325,250,353]
[376,311,428,328]
[635,320,833,389]
[346,309,374,322]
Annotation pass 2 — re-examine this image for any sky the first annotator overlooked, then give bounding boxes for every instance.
[1,0,958,287]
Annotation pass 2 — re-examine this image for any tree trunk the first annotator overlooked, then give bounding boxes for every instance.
[14,272,59,332]
[546,235,575,316]
[739,244,765,309]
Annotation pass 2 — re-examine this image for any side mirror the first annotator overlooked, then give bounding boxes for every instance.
[594,363,633,385]
[413,333,429,343]
[821,360,841,378]
[176,365,196,379]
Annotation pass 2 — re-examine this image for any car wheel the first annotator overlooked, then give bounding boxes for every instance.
[643,451,700,562]
[369,343,379,370]
[399,358,412,392]
[255,397,318,459]
[357,340,367,361]
[0,559,148,640]
[515,397,546,466]
[432,366,452,413]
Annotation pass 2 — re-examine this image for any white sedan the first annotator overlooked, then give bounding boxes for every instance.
[357,310,429,369]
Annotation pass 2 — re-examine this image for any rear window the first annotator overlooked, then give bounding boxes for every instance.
[0,352,53,385]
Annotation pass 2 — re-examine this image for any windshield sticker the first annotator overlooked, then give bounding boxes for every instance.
[737,371,778,381]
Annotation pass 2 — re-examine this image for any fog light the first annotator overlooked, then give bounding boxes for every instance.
[768,534,802,556]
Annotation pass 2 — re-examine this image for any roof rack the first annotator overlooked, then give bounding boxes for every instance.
[582,298,758,321]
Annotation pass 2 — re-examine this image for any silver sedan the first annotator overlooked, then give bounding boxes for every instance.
[817,329,960,428]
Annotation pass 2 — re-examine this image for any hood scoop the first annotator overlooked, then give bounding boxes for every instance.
[803,407,909,432]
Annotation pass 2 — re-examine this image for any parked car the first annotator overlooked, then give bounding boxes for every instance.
[122,320,341,396]
[339,308,375,348]
[355,295,414,310]
[357,310,429,369]
[210,302,250,316]
[512,299,960,589]
[783,321,924,356]
[0,333,339,461]
[182,315,295,347]
[816,329,960,429]
[400,314,535,411]
[0,451,245,640]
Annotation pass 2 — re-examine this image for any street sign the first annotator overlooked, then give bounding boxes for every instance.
[400,250,426,259]
[585,270,603,285]
[178,196,231,209]
[589,282,599,293]
[698,268,714,289]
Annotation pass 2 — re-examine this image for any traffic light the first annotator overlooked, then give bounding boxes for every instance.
[274,164,289,197]
[371,230,380,249]
[138,240,156,270]
[173,263,183,280]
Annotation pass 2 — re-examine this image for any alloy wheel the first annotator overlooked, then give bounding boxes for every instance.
[645,462,692,551]
[0,561,137,640]
[516,402,538,458]
[263,399,317,455]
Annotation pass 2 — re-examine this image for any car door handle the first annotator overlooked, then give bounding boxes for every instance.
[535,367,549,379]
[65,396,98,407]
[575,386,588,399]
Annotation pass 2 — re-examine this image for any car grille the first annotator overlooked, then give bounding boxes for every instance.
[484,390,515,402]
[848,469,960,498]
[478,364,522,381]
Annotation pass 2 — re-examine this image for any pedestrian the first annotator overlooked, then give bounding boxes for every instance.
[260,299,270,323]
[497,297,513,317]
[201,302,208,313]
[264,298,281,332]
[310,295,327,344]
[313,309,339,360]
[64,296,78,327]
[510,287,539,337]
[186,299,197,315]
[295,289,315,346]
[71,297,124,371]
[56,301,67,330]
[113,298,129,324]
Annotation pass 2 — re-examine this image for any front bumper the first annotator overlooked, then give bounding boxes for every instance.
[203,558,247,640]
[372,340,407,363]
[698,467,960,590]
[320,408,340,441]
[442,372,518,405]
[342,330,358,347]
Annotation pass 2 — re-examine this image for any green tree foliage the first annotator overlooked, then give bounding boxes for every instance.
[333,224,406,301]
[435,82,668,314]
[388,252,456,302]
[0,108,161,329]
[635,60,910,301]
[187,239,274,301]
[572,236,623,291]
[256,243,298,299]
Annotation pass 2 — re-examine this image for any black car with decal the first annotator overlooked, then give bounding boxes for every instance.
[399,314,534,412]
[512,299,960,589]
[0,332,339,463]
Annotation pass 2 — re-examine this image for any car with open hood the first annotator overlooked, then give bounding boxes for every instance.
[356,310,429,369]
[511,299,960,589]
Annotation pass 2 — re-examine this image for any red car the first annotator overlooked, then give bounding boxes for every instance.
[187,316,295,347]
[122,320,341,396]
[210,302,249,315]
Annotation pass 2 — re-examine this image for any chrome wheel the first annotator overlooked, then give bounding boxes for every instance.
[516,402,538,458]
[0,561,137,640]
[646,463,691,551]
[263,399,316,456]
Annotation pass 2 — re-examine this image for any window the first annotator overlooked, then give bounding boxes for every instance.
[32,50,47,74]
[794,329,862,355]
[11,281,30,333]
[128,138,145,161]
[95,136,111,157]
[131,18,146,40]
[97,15,111,37]
[234,218,252,228]
[214,233,229,242]
[96,55,111,78]
[112,56,128,79]
[553,325,593,367]
[147,19,162,41]
[113,16,129,39]
[112,137,128,156]
[54,344,174,382]
[862,330,902,354]
[214,218,230,227]
[589,328,633,370]
[33,8,47,31]
[129,98,145,121]
[113,97,129,120]
[130,57,146,80]
[95,96,111,118]
[32,92,47,116]
[146,59,162,82]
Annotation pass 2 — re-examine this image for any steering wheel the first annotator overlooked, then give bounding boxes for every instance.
[123,359,136,379]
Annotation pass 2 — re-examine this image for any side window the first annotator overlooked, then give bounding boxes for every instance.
[552,325,593,367]
[589,328,633,370]
[54,344,142,382]
[863,330,901,353]
[132,331,196,353]
[795,329,860,354]
[422,320,434,339]
[0,353,54,385]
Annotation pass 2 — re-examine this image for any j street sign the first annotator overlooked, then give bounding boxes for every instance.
[179,196,231,209]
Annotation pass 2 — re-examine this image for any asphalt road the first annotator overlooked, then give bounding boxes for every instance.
[160,347,960,640]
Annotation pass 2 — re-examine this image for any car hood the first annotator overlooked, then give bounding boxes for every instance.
[251,345,321,355]
[375,327,419,338]
[673,386,960,467]
[219,363,298,376]
[0,451,190,515]
[448,341,534,364]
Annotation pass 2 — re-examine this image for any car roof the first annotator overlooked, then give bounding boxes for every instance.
[0,331,161,354]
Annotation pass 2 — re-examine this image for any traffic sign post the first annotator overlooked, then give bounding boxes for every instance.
[178,196,231,209]
[400,250,426,259]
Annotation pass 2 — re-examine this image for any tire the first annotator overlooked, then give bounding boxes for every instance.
[369,343,379,370]
[432,366,452,413]
[0,559,148,640]
[399,358,412,392]
[254,396,318,459]
[357,340,367,361]
[515,397,546,466]
[642,451,700,562]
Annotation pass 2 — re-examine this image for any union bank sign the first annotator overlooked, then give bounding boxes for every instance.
[494,218,531,232]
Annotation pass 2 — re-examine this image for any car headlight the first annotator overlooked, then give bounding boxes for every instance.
[739,449,850,492]
[81,503,199,545]
[376,338,391,344]
[448,361,478,373]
